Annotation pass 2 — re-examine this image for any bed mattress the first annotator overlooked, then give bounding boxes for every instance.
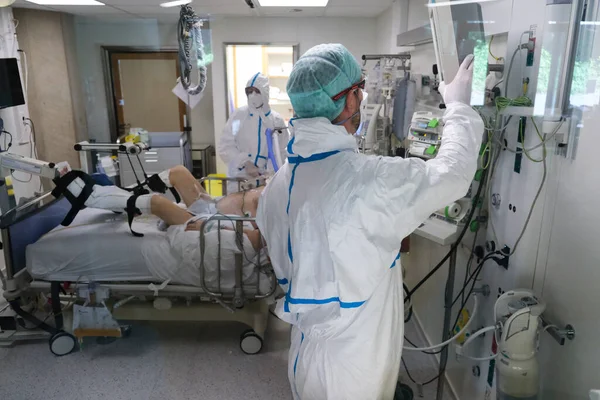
[26,208,271,292]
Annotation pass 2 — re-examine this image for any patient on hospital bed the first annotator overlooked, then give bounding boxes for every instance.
[26,166,269,291]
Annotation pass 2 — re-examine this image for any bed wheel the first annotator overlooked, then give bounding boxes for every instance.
[240,329,263,355]
[49,332,77,357]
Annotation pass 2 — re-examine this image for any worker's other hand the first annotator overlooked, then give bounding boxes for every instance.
[439,54,474,105]
[243,161,261,178]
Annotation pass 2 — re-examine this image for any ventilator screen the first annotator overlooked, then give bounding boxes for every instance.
[0,58,25,110]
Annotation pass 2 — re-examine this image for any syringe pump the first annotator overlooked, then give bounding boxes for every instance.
[408,111,444,158]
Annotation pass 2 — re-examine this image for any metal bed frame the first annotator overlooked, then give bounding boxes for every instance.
[0,177,276,356]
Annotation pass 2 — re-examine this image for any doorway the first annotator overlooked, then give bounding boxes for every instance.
[224,44,298,123]
[108,51,186,141]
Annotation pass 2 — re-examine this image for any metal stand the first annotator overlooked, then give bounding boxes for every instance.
[436,248,457,400]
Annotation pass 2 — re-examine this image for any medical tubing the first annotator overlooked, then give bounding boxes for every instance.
[178,4,207,96]
[450,253,499,308]
[455,325,498,361]
[265,128,279,172]
[403,295,479,351]
[404,158,488,304]
[403,283,413,323]
[504,46,524,98]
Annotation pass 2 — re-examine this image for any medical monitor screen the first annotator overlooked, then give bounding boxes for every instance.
[0,58,25,110]
[451,2,486,67]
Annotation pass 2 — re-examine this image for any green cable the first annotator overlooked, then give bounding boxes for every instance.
[520,118,543,163]
[494,95,533,112]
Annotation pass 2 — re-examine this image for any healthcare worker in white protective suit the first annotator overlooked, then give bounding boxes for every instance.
[219,73,288,193]
[256,44,483,400]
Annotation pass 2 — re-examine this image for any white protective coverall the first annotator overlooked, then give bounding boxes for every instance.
[256,102,483,399]
[219,73,287,192]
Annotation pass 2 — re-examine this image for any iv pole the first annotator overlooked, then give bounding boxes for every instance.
[361,53,412,156]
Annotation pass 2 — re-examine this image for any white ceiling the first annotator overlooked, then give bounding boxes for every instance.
[13,0,393,20]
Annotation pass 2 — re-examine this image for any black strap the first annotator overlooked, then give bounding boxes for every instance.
[126,194,144,237]
[169,187,182,204]
[52,170,96,226]
[146,174,181,203]
[123,184,150,197]
[146,173,167,193]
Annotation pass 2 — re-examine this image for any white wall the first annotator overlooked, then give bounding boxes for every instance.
[210,16,377,173]
[377,0,410,55]
[400,0,600,399]
[0,8,42,274]
[393,0,553,399]
[73,18,215,148]
[0,9,41,199]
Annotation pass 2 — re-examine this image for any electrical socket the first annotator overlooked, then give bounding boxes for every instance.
[19,115,30,145]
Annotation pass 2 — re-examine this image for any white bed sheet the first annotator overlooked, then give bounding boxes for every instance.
[26,208,271,292]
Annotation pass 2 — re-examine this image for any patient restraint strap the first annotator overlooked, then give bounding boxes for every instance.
[146,174,182,204]
[51,170,96,227]
[126,194,144,237]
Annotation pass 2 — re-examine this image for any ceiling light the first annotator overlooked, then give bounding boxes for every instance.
[160,0,192,7]
[26,0,104,5]
[427,0,498,7]
[257,0,328,7]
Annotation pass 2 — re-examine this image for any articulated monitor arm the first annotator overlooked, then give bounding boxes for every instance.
[0,152,58,181]
[0,152,61,222]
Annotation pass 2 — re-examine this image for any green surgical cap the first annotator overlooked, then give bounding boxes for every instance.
[287,44,362,121]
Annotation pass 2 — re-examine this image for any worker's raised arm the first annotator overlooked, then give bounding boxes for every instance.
[361,55,484,246]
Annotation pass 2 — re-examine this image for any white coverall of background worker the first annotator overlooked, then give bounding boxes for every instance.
[219,73,287,193]
[256,44,483,400]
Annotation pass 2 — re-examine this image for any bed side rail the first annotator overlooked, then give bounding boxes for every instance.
[198,214,275,308]
[198,176,268,196]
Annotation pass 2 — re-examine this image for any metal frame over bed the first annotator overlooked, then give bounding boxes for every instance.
[0,181,276,356]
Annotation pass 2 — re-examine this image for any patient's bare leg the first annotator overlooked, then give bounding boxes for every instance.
[150,195,194,226]
[161,165,207,207]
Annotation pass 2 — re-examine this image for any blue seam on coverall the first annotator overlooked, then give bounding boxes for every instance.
[254,117,263,167]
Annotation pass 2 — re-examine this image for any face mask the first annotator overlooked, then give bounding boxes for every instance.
[248,92,263,110]
[335,90,367,135]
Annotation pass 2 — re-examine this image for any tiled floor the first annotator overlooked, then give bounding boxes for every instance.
[0,305,454,400]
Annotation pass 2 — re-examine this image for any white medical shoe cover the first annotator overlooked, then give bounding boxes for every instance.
[256,102,483,399]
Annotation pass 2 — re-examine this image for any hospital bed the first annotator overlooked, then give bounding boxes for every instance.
[0,182,277,356]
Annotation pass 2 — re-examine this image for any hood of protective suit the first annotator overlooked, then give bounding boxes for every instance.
[246,72,270,111]
[287,117,358,158]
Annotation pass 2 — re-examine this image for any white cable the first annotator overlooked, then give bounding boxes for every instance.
[403,295,479,351]
[455,325,498,361]
[541,324,557,335]
[21,49,27,98]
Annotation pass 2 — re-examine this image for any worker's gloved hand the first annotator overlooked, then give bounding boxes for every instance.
[438,54,474,105]
[259,109,275,130]
[243,161,261,178]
